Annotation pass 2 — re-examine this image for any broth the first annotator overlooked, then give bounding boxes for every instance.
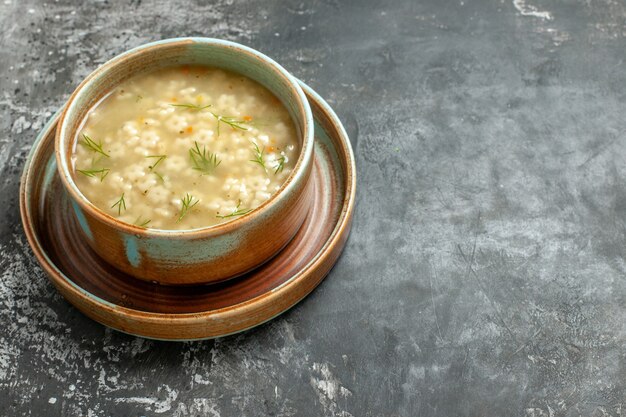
[71,66,299,230]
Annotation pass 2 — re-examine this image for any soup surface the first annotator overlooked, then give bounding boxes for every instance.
[72,66,299,230]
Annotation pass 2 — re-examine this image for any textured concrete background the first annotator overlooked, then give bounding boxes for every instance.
[2,0,626,415]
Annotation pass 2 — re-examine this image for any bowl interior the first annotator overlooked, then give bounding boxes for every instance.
[56,38,312,233]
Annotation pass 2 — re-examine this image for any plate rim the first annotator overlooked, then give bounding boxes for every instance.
[19,81,356,340]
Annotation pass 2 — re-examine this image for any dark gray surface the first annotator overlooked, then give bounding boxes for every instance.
[1,0,626,415]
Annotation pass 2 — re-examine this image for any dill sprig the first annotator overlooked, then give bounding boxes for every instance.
[250,142,267,172]
[177,193,199,222]
[212,113,250,136]
[81,134,109,157]
[77,167,110,181]
[274,155,286,174]
[146,155,167,170]
[146,155,166,182]
[216,200,252,219]
[171,104,251,136]
[189,141,221,175]
[170,103,212,111]
[134,217,151,228]
[111,193,126,215]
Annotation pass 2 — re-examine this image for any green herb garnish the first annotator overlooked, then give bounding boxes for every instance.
[134,217,151,228]
[146,155,167,170]
[80,134,109,157]
[274,155,285,174]
[212,114,250,136]
[170,103,212,111]
[177,193,199,222]
[111,193,126,215]
[171,104,251,136]
[250,142,267,172]
[216,200,252,219]
[189,141,221,175]
[77,167,110,181]
[145,155,167,182]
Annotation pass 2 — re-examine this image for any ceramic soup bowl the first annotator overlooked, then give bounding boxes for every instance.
[55,38,315,285]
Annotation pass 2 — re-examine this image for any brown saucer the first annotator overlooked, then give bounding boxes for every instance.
[19,82,356,340]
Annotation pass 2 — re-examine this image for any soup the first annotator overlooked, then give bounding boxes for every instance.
[71,66,299,230]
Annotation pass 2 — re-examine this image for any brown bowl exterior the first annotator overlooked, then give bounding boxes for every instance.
[55,38,315,285]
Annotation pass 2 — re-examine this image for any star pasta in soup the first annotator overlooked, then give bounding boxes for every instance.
[71,66,299,230]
